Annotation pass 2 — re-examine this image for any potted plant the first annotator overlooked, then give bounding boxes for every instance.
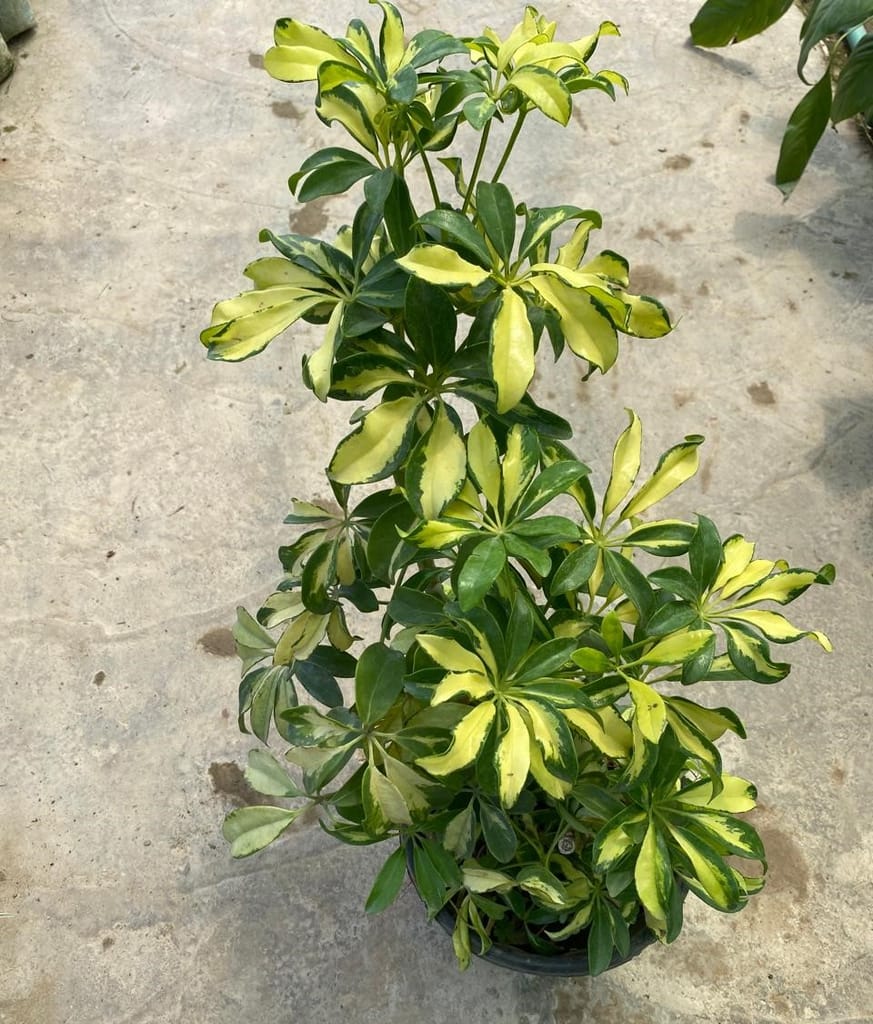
[202,3,833,976]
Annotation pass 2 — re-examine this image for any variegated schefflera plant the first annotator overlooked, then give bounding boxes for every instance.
[205,4,834,973]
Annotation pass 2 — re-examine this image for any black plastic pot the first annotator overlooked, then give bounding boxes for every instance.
[405,845,658,977]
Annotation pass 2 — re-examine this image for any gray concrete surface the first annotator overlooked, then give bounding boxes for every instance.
[1,2,872,1022]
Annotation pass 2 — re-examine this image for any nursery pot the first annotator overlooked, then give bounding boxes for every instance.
[405,844,659,977]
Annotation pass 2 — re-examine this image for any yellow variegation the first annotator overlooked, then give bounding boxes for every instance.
[417,701,496,776]
[201,289,331,362]
[431,671,493,705]
[621,435,703,519]
[329,396,422,484]
[491,287,535,412]
[496,703,531,806]
[397,245,491,288]
[467,422,502,510]
[628,678,666,743]
[265,19,352,82]
[603,409,642,516]
[416,634,488,674]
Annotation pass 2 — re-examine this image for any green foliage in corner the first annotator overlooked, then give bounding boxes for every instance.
[691,0,873,195]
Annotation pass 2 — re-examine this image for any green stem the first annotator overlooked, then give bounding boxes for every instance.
[461,119,492,215]
[490,109,528,184]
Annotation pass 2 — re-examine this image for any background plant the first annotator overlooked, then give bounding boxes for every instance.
[204,3,833,973]
[690,0,873,195]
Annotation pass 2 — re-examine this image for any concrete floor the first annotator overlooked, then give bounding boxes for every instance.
[1,1,872,1021]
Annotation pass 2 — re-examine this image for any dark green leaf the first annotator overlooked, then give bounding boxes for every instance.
[690,0,793,47]
[476,181,516,262]
[515,461,590,517]
[353,169,395,274]
[680,632,716,684]
[513,637,578,683]
[355,643,407,724]
[295,659,344,707]
[551,544,599,594]
[832,36,873,121]
[457,536,507,611]
[689,515,724,592]
[407,29,468,69]
[603,549,654,619]
[479,801,518,862]
[289,147,377,202]
[388,587,446,626]
[645,600,699,637]
[365,846,408,914]
[775,73,832,197]
[417,209,493,267]
[648,566,701,602]
[799,0,873,76]
[505,593,535,674]
[404,276,459,371]
[587,901,617,976]
[383,172,420,256]
[502,534,553,577]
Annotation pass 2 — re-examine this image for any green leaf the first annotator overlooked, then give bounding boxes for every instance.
[689,515,724,592]
[457,537,507,611]
[404,276,459,371]
[365,846,408,914]
[690,0,793,47]
[516,461,590,517]
[289,147,377,201]
[832,36,873,121]
[490,287,535,413]
[244,750,301,798]
[329,396,422,484]
[355,643,407,724]
[479,800,518,862]
[476,181,516,262]
[387,587,446,627]
[798,0,873,76]
[463,95,499,130]
[587,901,617,976]
[775,73,832,198]
[417,209,493,267]
[223,806,301,858]
[551,544,599,594]
[383,171,420,255]
[603,549,654,619]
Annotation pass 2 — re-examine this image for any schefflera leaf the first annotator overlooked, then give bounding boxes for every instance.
[404,402,467,518]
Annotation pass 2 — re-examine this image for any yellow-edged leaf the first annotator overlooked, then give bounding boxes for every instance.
[467,422,501,511]
[528,732,569,797]
[563,707,631,758]
[431,671,493,705]
[417,702,496,776]
[500,424,539,513]
[621,436,703,519]
[712,535,755,591]
[202,290,328,362]
[634,821,670,926]
[316,87,381,156]
[416,634,487,674]
[528,275,618,370]
[496,703,530,807]
[676,775,757,813]
[266,19,351,81]
[329,396,421,484]
[406,401,467,519]
[491,288,535,413]
[305,301,345,401]
[718,559,776,600]
[726,609,831,651]
[396,245,491,288]
[243,258,332,291]
[603,409,642,517]
[506,66,571,125]
[628,678,666,743]
[638,629,713,666]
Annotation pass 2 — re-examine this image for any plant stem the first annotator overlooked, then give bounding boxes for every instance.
[490,109,527,183]
[461,120,492,215]
[413,133,441,208]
